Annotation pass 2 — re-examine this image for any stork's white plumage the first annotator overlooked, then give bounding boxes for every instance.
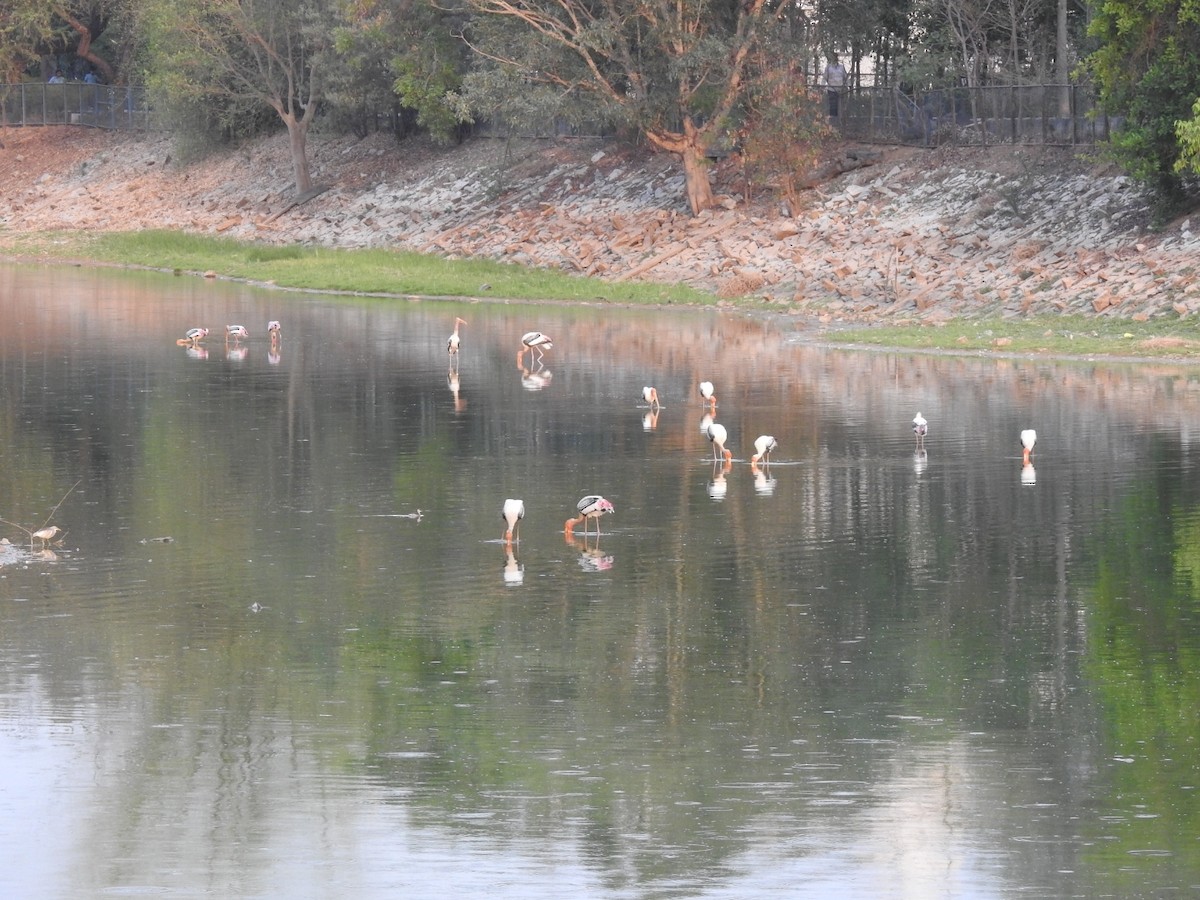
[502,498,525,545]
[226,324,249,343]
[913,412,928,440]
[699,381,716,406]
[519,331,553,364]
[706,422,732,462]
[751,435,777,464]
[1021,429,1037,463]
[448,317,466,356]
[564,495,614,538]
[642,386,661,410]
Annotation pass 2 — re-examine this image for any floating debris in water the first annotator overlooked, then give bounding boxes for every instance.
[139,536,175,544]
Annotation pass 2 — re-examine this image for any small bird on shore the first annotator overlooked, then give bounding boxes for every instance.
[564,495,614,538]
[502,498,525,546]
[706,422,732,462]
[642,386,661,410]
[751,435,777,464]
[1021,429,1037,463]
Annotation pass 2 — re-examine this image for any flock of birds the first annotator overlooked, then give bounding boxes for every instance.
[178,321,282,349]
[172,315,1040,560]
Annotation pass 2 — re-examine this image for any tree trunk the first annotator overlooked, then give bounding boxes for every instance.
[282,114,312,196]
[646,118,716,216]
[1056,0,1071,117]
[65,15,114,83]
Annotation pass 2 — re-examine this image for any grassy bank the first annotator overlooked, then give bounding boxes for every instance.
[3,230,720,306]
[832,316,1200,361]
[7,229,1200,361]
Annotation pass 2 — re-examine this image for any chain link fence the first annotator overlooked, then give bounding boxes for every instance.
[2,82,153,131]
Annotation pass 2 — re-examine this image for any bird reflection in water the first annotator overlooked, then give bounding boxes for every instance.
[565,531,614,572]
[708,458,732,500]
[751,460,777,496]
[520,363,553,391]
[1021,461,1037,485]
[699,412,713,434]
[642,409,660,431]
[268,345,281,366]
[226,344,249,362]
[448,368,466,412]
[503,546,525,585]
[913,448,928,475]
[185,345,208,361]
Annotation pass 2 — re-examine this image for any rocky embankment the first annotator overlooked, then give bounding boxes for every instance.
[1,126,1197,321]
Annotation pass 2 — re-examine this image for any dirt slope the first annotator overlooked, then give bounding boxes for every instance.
[1,126,1196,322]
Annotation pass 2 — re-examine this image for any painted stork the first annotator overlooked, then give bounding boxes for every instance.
[178,327,209,346]
[699,381,716,407]
[1021,429,1037,464]
[447,317,466,357]
[706,422,732,462]
[519,331,553,364]
[226,324,249,343]
[502,498,525,545]
[751,435,777,464]
[564,495,614,538]
[642,386,661,410]
[913,412,928,442]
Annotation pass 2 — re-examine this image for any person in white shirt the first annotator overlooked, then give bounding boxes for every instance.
[824,56,847,118]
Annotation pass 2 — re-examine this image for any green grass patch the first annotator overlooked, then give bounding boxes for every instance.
[833,316,1200,360]
[9,229,719,306]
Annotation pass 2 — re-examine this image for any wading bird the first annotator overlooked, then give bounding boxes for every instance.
[447,317,466,359]
[564,495,614,538]
[502,498,525,546]
[1021,429,1037,464]
[31,525,61,548]
[706,422,732,463]
[642,386,661,410]
[699,381,716,407]
[519,331,553,364]
[226,324,249,344]
[267,320,281,342]
[177,327,208,346]
[913,412,928,443]
[751,435,777,464]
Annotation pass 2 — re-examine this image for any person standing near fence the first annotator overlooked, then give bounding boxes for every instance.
[824,55,847,119]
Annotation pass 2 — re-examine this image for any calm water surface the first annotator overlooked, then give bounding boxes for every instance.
[1,263,1199,898]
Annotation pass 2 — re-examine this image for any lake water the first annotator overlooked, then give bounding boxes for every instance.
[1,262,1199,899]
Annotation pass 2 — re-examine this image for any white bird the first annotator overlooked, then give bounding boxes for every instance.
[1021,429,1037,463]
[226,324,249,343]
[502,498,525,545]
[519,331,553,364]
[267,320,281,338]
[31,525,61,548]
[642,386,661,410]
[699,381,716,407]
[913,412,928,441]
[447,317,466,357]
[564,495,614,538]
[182,327,208,344]
[751,435,777,464]
[706,422,732,462]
